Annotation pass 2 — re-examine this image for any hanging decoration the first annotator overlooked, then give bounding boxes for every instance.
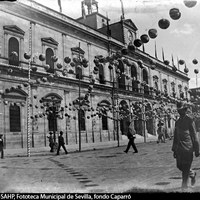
[169,8,181,20]
[64,56,71,64]
[39,54,45,61]
[24,53,31,60]
[194,69,199,74]
[121,47,128,55]
[140,34,149,43]
[128,43,136,51]
[158,19,170,29]
[51,55,58,62]
[134,39,143,47]
[148,29,157,39]
[178,59,185,65]
[184,1,197,8]
[192,59,198,64]
[56,63,63,69]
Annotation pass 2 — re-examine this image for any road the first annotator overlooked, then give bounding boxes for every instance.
[0,140,200,193]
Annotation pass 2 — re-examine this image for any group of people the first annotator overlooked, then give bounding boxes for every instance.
[47,131,68,155]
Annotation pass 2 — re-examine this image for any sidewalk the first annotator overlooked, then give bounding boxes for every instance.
[4,134,157,158]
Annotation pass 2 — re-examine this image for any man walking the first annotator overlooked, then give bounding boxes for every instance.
[124,121,138,154]
[0,134,4,159]
[57,131,68,155]
[172,102,200,190]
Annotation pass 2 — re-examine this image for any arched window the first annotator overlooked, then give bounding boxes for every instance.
[46,48,54,73]
[99,64,105,84]
[131,64,138,92]
[102,110,108,130]
[78,109,86,131]
[8,37,19,66]
[10,104,21,132]
[118,60,126,89]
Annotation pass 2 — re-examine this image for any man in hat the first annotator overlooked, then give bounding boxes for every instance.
[0,134,4,159]
[157,121,165,143]
[57,131,68,155]
[172,101,200,190]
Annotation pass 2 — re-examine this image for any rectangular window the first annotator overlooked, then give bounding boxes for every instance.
[10,105,21,132]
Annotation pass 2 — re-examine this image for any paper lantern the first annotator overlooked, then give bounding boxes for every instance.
[128,43,136,51]
[164,60,170,65]
[64,57,71,64]
[44,64,50,71]
[184,1,197,8]
[184,67,189,73]
[178,59,185,65]
[169,8,181,20]
[56,63,63,69]
[193,59,198,64]
[194,69,199,74]
[134,39,143,47]
[24,53,31,60]
[140,34,149,43]
[158,19,170,29]
[39,54,45,61]
[121,47,128,55]
[70,62,75,67]
[148,29,157,39]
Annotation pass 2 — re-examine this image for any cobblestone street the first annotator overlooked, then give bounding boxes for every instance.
[1,140,200,193]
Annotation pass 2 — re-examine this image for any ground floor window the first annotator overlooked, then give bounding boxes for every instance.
[10,104,21,132]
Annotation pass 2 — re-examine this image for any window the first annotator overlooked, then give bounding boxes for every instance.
[10,104,21,132]
[99,64,105,84]
[8,37,19,66]
[78,110,86,131]
[46,48,54,73]
[118,60,126,89]
[76,64,83,79]
[48,106,57,132]
[102,111,108,130]
[142,69,149,95]
[131,64,138,92]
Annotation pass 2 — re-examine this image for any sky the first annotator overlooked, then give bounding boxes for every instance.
[33,0,200,89]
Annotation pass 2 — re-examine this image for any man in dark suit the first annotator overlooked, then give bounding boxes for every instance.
[172,102,200,190]
[0,134,4,159]
[57,131,68,155]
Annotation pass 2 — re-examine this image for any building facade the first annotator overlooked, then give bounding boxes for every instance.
[0,0,190,149]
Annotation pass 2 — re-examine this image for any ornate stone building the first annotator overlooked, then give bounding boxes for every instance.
[0,0,190,149]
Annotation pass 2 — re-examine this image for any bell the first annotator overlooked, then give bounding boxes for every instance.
[158,19,170,29]
[148,29,157,39]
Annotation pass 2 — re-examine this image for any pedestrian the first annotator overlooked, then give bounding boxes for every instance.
[0,134,4,159]
[47,132,54,152]
[124,121,138,154]
[57,131,68,155]
[172,101,200,190]
[157,121,165,143]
